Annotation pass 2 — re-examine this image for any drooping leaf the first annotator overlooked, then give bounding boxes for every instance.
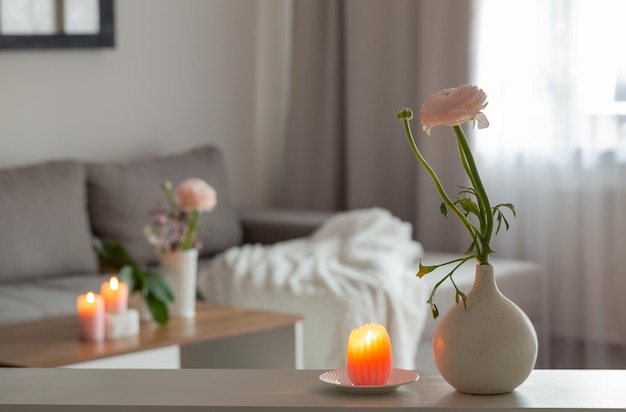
[431,303,439,319]
[455,289,468,310]
[460,292,468,310]
[145,294,169,325]
[440,202,448,217]
[417,261,437,278]
[499,202,517,217]
[457,185,477,197]
[493,203,517,235]
[145,270,175,303]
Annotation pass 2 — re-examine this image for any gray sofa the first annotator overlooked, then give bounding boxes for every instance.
[0,145,322,326]
[0,144,549,369]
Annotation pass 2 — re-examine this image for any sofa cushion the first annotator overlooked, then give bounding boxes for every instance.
[0,161,98,282]
[87,145,242,265]
[0,274,105,326]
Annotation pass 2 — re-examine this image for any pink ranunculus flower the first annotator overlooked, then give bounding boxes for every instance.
[176,178,217,212]
[420,84,490,136]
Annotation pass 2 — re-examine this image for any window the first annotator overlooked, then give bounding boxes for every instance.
[473,0,626,166]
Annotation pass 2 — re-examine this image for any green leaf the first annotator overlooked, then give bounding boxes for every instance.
[492,203,517,235]
[458,197,480,216]
[440,202,448,217]
[118,265,136,294]
[457,185,477,197]
[145,270,175,303]
[92,238,138,271]
[431,303,439,319]
[417,261,437,278]
[455,290,468,310]
[460,292,468,310]
[145,294,169,325]
[499,202,517,217]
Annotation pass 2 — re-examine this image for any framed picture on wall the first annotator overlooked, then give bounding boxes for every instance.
[0,0,114,49]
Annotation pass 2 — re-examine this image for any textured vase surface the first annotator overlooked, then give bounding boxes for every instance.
[432,264,538,394]
[159,249,198,318]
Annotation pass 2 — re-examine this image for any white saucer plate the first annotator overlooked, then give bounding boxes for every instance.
[319,368,419,394]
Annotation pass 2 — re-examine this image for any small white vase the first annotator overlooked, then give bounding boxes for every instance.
[159,249,199,318]
[433,264,538,394]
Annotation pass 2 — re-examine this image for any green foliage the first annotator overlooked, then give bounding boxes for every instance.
[417,256,473,319]
[92,238,173,325]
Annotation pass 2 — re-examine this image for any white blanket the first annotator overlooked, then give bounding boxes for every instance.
[197,208,429,369]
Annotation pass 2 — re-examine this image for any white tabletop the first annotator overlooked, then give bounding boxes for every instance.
[0,368,624,411]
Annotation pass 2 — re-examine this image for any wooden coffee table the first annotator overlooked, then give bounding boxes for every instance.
[0,302,303,369]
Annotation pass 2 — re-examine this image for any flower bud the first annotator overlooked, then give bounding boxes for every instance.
[396,107,413,121]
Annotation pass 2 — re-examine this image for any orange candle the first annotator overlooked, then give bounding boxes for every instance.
[100,276,128,314]
[76,292,105,342]
[346,323,393,385]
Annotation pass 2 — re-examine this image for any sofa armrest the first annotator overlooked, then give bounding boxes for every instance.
[237,208,334,245]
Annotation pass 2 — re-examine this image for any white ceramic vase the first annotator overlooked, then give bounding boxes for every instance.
[432,264,538,394]
[159,249,199,318]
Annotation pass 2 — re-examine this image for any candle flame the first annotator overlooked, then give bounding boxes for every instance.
[86,292,95,303]
[110,276,119,291]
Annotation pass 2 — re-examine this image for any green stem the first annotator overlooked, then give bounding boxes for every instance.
[162,182,179,214]
[403,120,477,243]
[455,144,485,259]
[456,140,486,228]
[452,125,493,263]
[181,210,198,250]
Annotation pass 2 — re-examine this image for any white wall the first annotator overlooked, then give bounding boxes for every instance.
[0,0,257,206]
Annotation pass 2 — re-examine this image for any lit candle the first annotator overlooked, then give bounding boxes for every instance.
[346,323,393,385]
[76,292,105,342]
[100,276,128,314]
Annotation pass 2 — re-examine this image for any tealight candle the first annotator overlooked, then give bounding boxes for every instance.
[100,276,128,314]
[76,292,105,342]
[346,323,393,385]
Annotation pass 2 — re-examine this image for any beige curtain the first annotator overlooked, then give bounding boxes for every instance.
[280,0,474,252]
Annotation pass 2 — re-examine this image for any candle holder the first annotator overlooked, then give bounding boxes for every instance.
[100,276,139,339]
[105,309,140,339]
[319,368,418,394]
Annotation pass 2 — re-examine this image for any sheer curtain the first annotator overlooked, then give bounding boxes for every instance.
[473,0,626,368]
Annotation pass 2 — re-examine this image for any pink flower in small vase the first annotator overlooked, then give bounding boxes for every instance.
[420,84,490,135]
[176,178,217,212]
